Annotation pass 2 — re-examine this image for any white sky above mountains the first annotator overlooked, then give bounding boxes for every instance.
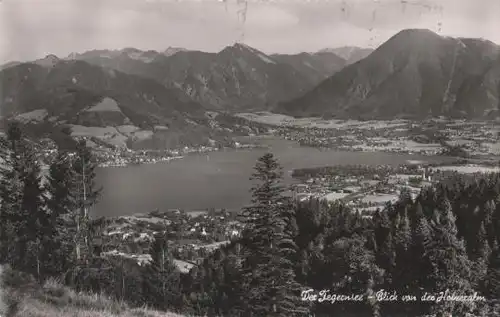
[1,0,499,63]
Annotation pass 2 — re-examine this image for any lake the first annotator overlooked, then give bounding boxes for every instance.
[93,137,454,217]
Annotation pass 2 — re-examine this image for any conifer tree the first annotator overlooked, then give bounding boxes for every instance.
[19,142,51,282]
[426,201,477,316]
[46,150,77,273]
[484,242,500,300]
[221,243,244,316]
[394,209,412,292]
[397,187,413,206]
[378,231,396,285]
[483,200,496,241]
[239,153,309,317]
[71,140,102,263]
[0,122,25,265]
[324,235,383,316]
[46,150,74,221]
[0,122,53,282]
[473,222,492,290]
[396,209,412,252]
[144,233,181,309]
[410,211,433,291]
[374,211,391,248]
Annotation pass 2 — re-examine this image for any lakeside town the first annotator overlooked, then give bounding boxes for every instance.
[94,158,500,273]
[290,162,500,218]
[239,113,500,159]
[37,136,262,168]
[31,113,500,170]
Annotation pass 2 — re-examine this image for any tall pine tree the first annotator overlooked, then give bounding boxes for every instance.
[485,243,500,301]
[238,153,309,317]
[425,199,477,316]
[71,140,102,263]
[0,122,53,282]
[46,150,77,274]
[144,233,182,310]
[0,122,25,265]
[20,141,51,282]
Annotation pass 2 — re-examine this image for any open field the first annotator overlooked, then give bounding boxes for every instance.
[361,194,399,205]
[87,97,123,112]
[14,109,49,123]
[322,192,350,201]
[173,260,195,273]
[431,165,500,174]
[236,112,408,130]
[70,125,154,148]
[186,211,208,218]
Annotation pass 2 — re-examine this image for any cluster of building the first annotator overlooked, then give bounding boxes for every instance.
[99,208,245,271]
[274,119,500,157]
[88,139,259,168]
[291,164,437,217]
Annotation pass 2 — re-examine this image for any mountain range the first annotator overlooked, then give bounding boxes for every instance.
[2,28,500,150]
[276,29,500,120]
[0,44,363,149]
[64,43,351,111]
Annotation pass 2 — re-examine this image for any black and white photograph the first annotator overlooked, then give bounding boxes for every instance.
[1,0,500,316]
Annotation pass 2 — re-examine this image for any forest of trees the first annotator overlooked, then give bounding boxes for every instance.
[1,121,500,317]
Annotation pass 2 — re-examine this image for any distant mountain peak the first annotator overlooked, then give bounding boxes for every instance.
[220,42,277,64]
[388,28,443,43]
[220,42,259,54]
[163,47,187,56]
[65,49,118,60]
[121,47,142,54]
[277,30,500,120]
[34,54,60,68]
[44,54,59,60]
[233,42,257,52]
[375,28,457,56]
[318,46,374,65]
[395,28,439,36]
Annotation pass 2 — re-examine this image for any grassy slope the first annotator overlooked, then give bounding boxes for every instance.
[0,265,188,317]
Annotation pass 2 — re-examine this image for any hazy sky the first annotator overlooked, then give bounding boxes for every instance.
[1,0,499,63]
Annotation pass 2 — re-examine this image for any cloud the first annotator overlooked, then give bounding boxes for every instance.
[0,0,499,63]
[244,4,300,29]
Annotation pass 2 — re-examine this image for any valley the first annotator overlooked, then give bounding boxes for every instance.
[3,28,500,255]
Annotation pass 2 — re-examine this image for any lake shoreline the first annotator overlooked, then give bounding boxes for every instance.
[93,137,460,218]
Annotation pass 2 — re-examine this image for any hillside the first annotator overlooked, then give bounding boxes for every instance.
[0,59,267,149]
[276,29,500,120]
[0,59,204,119]
[0,265,188,317]
[70,44,340,111]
